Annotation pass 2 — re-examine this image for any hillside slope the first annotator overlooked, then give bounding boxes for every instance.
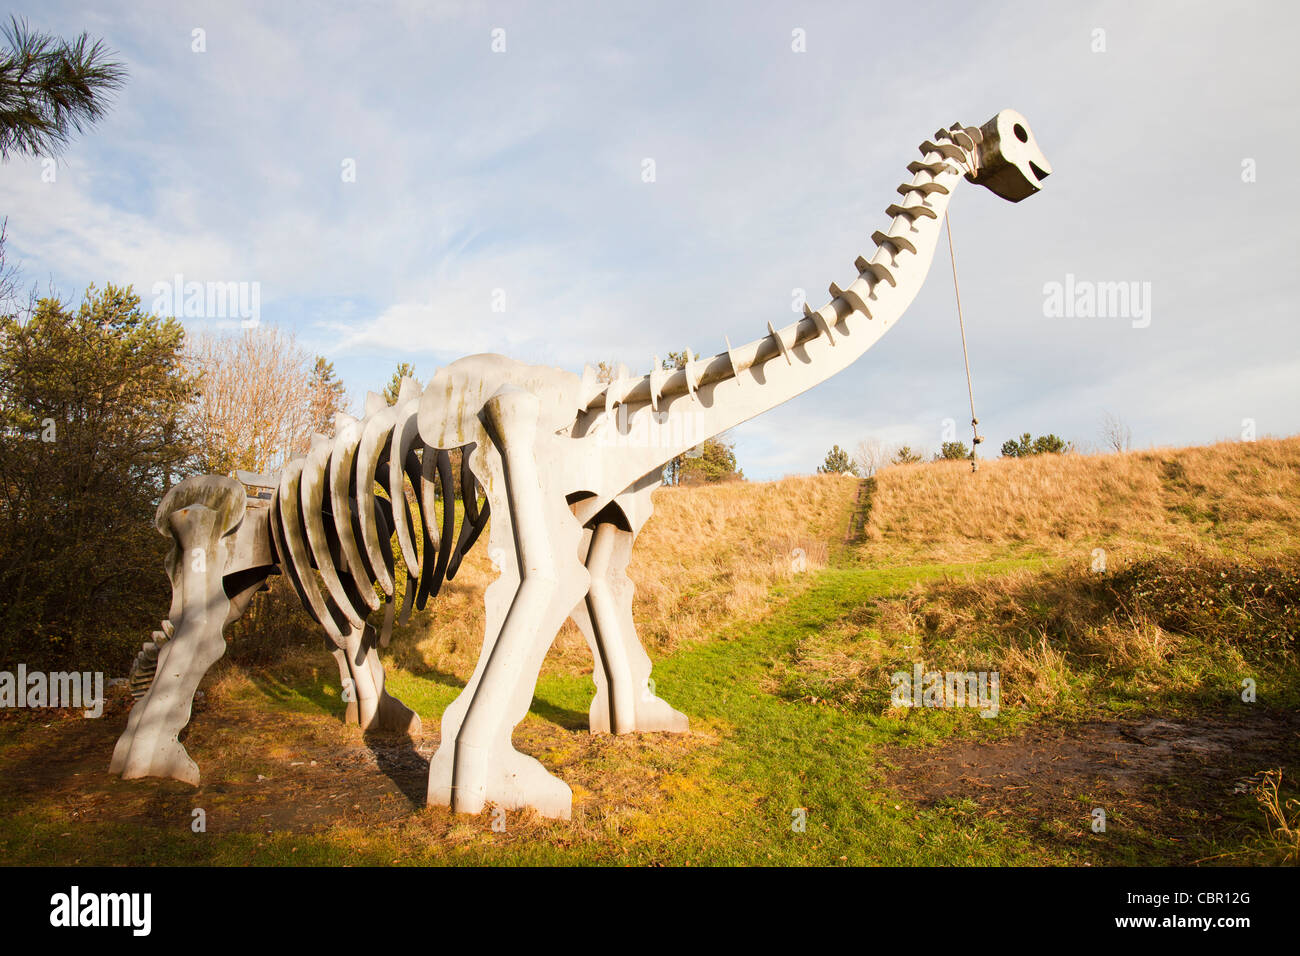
[863,436,1300,564]
[395,437,1298,681]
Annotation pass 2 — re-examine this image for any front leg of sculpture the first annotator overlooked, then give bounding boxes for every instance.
[427,385,590,819]
[577,521,687,735]
[110,477,245,784]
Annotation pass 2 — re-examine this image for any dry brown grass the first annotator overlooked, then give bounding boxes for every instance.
[761,539,1300,719]
[391,474,861,682]
[630,475,853,650]
[864,436,1300,563]
[1253,769,1300,864]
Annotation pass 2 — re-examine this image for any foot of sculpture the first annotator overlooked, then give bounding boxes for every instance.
[631,689,689,734]
[428,741,572,819]
[588,685,689,735]
[110,723,201,785]
[332,624,422,735]
[373,688,422,735]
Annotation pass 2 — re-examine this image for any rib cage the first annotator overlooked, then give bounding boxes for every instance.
[269,379,489,645]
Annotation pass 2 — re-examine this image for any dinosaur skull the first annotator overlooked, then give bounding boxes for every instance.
[967,109,1052,202]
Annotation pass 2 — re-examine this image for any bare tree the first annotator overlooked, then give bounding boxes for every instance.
[1101,410,1132,453]
[853,438,896,477]
[184,326,350,477]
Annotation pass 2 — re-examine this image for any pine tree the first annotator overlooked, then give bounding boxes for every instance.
[307,356,346,435]
[1001,432,1071,457]
[0,284,199,669]
[384,361,419,405]
[819,444,859,475]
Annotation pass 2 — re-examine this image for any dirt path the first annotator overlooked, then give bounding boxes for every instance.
[882,711,1300,862]
[0,695,432,837]
[3,685,1294,864]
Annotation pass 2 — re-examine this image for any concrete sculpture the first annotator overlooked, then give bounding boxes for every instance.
[112,109,1051,818]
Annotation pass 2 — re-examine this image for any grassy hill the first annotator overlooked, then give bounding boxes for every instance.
[865,435,1300,562]
[1,437,1296,865]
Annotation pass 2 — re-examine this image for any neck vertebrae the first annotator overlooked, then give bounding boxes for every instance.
[576,122,985,498]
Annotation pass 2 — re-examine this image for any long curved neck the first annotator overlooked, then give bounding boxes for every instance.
[576,125,979,501]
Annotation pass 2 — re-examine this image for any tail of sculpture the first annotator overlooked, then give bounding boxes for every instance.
[111,476,251,784]
[126,626,166,701]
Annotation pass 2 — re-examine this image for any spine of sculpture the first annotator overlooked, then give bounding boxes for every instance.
[574,123,985,494]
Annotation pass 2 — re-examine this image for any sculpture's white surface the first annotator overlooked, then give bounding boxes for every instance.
[111,110,1051,819]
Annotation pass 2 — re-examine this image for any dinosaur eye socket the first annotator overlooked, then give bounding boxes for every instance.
[1013,123,1029,143]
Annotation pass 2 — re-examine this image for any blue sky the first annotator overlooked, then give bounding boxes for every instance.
[4,1,1297,478]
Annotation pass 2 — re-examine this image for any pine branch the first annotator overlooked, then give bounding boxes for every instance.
[0,16,126,160]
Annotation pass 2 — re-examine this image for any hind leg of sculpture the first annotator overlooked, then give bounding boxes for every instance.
[576,521,688,735]
[427,386,589,819]
[351,623,422,734]
[326,622,421,735]
[111,496,239,784]
[328,642,362,725]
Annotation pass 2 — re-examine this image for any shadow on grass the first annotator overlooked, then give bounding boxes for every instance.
[528,692,589,731]
[245,670,339,716]
[396,659,471,691]
[362,729,429,806]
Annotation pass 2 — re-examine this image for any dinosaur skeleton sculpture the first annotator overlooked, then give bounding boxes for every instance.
[112,109,1052,819]
[110,382,488,782]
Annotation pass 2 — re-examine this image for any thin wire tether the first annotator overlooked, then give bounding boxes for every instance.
[944,207,981,470]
